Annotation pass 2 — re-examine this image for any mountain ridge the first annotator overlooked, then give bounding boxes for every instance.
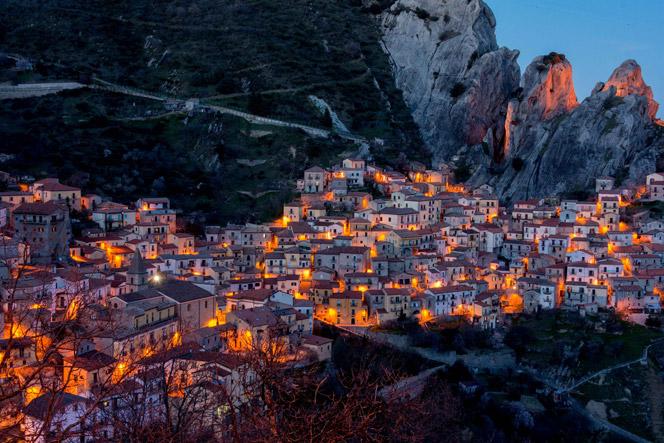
[378,0,664,201]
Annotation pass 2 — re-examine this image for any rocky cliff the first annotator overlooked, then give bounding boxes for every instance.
[466,58,664,201]
[380,0,664,201]
[380,0,520,160]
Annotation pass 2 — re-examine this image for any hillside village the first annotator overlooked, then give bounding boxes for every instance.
[1,158,664,439]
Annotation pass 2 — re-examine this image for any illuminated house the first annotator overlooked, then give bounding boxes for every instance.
[340,160,365,186]
[595,176,615,192]
[499,239,532,260]
[32,178,81,211]
[91,201,137,232]
[62,350,116,397]
[111,280,216,332]
[566,262,599,284]
[306,202,327,220]
[303,166,328,193]
[0,337,37,372]
[283,246,311,276]
[24,393,92,443]
[610,283,659,312]
[338,191,371,210]
[344,271,381,292]
[0,190,34,208]
[364,287,413,323]
[226,306,289,349]
[283,200,306,222]
[103,297,179,359]
[313,246,370,276]
[646,172,664,201]
[562,281,608,309]
[376,207,419,230]
[135,197,170,212]
[265,251,286,275]
[341,157,366,172]
[299,334,333,361]
[474,223,504,253]
[472,292,500,329]
[424,284,476,316]
[516,277,556,309]
[309,280,341,304]
[323,291,369,326]
[132,221,169,243]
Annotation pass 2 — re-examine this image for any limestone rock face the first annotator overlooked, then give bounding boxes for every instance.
[380,0,520,160]
[600,59,659,120]
[468,57,664,202]
[502,53,578,158]
[518,53,577,121]
[381,0,664,201]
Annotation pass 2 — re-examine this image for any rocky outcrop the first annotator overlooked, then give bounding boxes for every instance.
[380,0,520,160]
[598,59,659,120]
[502,53,577,157]
[467,57,664,201]
[380,0,663,201]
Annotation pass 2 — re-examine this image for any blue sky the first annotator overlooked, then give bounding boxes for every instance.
[487,0,664,117]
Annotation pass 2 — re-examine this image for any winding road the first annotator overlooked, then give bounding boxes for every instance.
[0,77,367,144]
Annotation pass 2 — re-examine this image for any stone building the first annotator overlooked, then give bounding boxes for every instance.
[13,201,70,263]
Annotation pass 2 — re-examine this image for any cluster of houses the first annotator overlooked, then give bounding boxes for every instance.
[1,162,664,440]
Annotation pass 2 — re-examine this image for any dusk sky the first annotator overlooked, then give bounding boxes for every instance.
[488,0,664,117]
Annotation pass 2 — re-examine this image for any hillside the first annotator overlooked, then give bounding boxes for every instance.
[3,0,663,207]
[0,0,427,222]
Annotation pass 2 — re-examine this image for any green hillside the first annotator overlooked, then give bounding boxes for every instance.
[0,0,427,223]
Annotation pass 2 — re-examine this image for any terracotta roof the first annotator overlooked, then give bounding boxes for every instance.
[14,201,65,215]
[64,350,116,371]
[301,334,333,346]
[233,288,273,302]
[232,306,280,327]
[25,393,89,421]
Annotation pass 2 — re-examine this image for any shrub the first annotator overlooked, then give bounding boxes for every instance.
[321,109,333,128]
[453,161,472,182]
[542,52,566,65]
[450,82,466,99]
[511,157,524,171]
[645,315,662,329]
[438,30,460,42]
[467,51,479,70]
[414,7,431,20]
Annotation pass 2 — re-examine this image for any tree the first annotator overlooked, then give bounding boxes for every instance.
[247,93,266,116]
[504,325,535,362]
[645,315,662,329]
[320,109,333,128]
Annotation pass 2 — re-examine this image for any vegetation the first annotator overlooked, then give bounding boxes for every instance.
[627,200,664,218]
[450,82,466,99]
[511,156,525,171]
[453,158,473,182]
[508,310,663,378]
[0,0,430,223]
[573,363,661,441]
[0,90,356,223]
[542,51,566,66]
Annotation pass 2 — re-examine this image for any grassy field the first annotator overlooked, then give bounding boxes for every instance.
[573,364,660,441]
[517,311,663,377]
